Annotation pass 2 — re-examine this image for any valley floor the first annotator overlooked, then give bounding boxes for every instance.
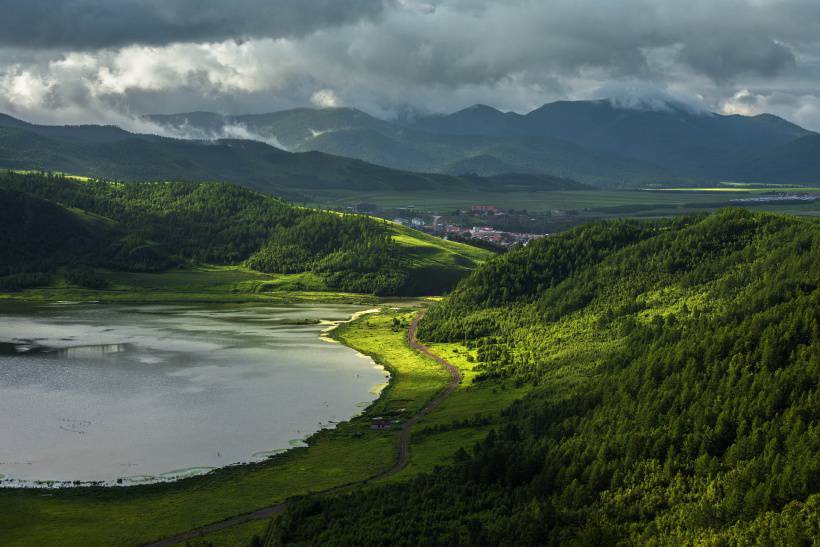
[0,304,526,547]
[0,266,375,305]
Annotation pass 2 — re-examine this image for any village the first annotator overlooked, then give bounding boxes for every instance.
[729,192,819,204]
[346,202,548,248]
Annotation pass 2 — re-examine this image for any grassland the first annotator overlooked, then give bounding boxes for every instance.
[307,184,820,218]
[389,222,493,293]
[0,307,521,547]
[382,341,531,483]
[0,266,377,304]
[9,169,92,182]
[184,520,271,547]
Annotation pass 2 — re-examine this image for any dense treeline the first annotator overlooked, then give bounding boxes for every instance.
[0,184,110,277]
[0,171,418,294]
[275,209,820,545]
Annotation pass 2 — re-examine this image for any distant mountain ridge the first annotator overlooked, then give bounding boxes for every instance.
[148,106,679,186]
[414,100,811,178]
[147,99,817,185]
[0,113,590,200]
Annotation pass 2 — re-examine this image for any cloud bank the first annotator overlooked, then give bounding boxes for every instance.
[0,0,387,50]
[1,0,820,130]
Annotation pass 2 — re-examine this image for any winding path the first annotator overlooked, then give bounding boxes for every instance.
[144,310,459,547]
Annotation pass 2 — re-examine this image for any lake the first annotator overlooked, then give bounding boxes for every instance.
[0,302,388,486]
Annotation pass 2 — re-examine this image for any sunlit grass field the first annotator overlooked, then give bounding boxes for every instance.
[0,266,375,304]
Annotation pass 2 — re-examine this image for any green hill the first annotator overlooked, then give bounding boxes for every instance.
[276,209,820,544]
[0,171,493,296]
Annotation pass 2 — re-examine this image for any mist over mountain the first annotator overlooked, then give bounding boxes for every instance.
[413,100,811,178]
[0,112,590,199]
[2,96,817,194]
[146,99,817,186]
[147,104,680,186]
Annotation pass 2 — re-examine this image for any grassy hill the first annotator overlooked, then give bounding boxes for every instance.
[0,171,493,296]
[275,209,820,544]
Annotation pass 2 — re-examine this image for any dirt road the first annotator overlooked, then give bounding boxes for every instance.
[144,309,458,547]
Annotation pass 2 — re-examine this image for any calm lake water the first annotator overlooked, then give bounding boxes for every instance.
[0,302,388,486]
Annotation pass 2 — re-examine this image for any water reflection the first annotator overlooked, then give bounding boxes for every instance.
[0,341,128,359]
[0,302,389,486]
[54,343,128,359]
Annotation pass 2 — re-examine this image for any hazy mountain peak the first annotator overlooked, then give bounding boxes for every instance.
[522,97,710,117]
[464,104,502,113]
[595,85,712,115]
[445,104,509,119]
[0,112,31,127]
[605,96,712,116]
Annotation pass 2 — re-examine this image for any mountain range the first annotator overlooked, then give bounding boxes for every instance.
[0,113,588,201]
[2,98,818,197]
[148,99,819,186]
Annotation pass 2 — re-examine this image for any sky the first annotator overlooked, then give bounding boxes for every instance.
[2,0,820,131]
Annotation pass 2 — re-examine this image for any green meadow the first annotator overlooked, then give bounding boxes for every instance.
[0,266,373,304]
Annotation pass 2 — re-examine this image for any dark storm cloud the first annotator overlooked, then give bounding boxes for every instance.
[343,0,809,85]
[0,0,387,49]
[3,0,820,129]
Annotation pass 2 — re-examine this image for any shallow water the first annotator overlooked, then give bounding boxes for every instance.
[0,302,388,486]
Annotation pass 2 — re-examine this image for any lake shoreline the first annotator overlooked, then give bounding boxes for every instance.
[0,301,397,490]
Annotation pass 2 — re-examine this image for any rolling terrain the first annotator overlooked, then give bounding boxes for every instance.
[271,209,820,545]
[1,162,817,547]
[0,171,493,296]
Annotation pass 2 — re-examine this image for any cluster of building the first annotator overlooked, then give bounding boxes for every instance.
[346,202,545,247]
[729,193,819,204]
[392,216,426,228]
[442,224,544,246]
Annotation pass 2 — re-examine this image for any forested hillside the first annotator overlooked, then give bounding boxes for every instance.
[0,171,490,295]
[276,209,819,544]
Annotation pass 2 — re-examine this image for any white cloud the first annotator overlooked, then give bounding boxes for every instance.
[218,123,287,149]
[310,89,341,108]
[721,88,820,129]
[1,68,53,109]
[2,0,820,129]
[721,89,764,116]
